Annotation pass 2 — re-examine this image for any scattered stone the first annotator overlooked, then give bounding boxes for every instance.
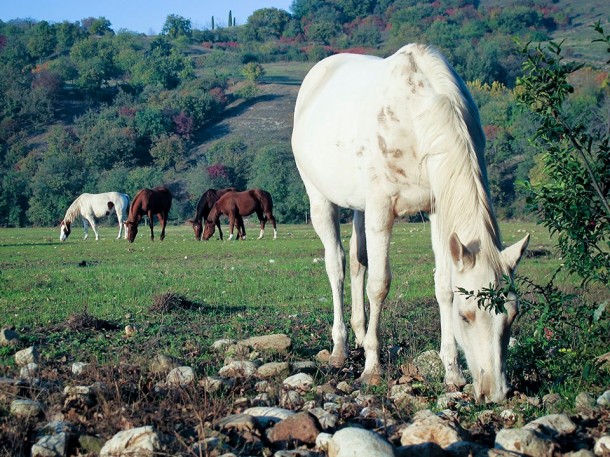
[79,435,105,455]
[212,338,237,352]
[542,393,562,411]
[594,435,610,456]
[71,362,89,375]
[400,409,469,448]
[412,350,444,380]
[199,375,234,393]
[566,450,595,457]
[239,334,292,353]
[15,346,39,367]
[257,361,290,379]
[500,409,517,423]
[218,360,257,379]
[31,432,67,457]
[10,399,43,418]
[267,411,322,446]
[445,440,490,457]
[124,325,136,337]
[336,381,353,394]
[316,432,333,451]
[495,428,556,457]
[280,389,304,410]
[0,328,19,347]
[99,426,161,457]
[19,362,39,380]
[477,410,496,424]
[328,427,395,457]
[316,349,331,363]
[436,391,468,409]
[166,366,195,386]
[149,354,181,374]
[596,390,610,407]
[575,393,596,412]
[292,361,318,374]
[244,406,295,426]
[216,413,260,434]
[308,407,338,430]
[283,373,314,392]
[524,414,577,437]
[63,385,96,408]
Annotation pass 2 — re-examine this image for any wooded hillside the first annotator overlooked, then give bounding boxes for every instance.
[1,0,608,226]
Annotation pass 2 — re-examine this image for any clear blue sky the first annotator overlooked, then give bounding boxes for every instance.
[0,0,294,35]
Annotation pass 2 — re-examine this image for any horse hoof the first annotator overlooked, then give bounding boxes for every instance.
[358,372,383,386]
[329,353,346,368]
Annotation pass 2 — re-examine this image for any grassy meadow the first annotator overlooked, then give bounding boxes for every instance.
[0,220,567,375]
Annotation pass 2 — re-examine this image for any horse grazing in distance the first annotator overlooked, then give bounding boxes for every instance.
[291,44,529,403]
[60,192,130,241]
[203,189,277,241]
[124,186,172,242]
[189,187,237,241]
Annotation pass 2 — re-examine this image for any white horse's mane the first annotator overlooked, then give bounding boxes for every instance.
[415,46,505,274]
[63,195,83,223]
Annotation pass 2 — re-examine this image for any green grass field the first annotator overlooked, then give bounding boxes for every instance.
[0,220,563,370]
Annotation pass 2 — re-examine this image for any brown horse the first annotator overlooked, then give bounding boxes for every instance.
[124,186,172,242]
[189,187,236,241]
[203,189,277,241]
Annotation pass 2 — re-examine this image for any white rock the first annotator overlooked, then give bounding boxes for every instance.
[100,426,161,457]
[0,328,19,347]
[594,435,610,456]
[524,414,577,437]
[31,432,67,457]
[399,409,468,448]
[20,362,39,380]
[199,376,234,393]
[280,389,304,409]
[597,390,610,407]
[238,334,291,353]
[10,399,43,418]
[166,366,195,386]
[212,338,237,352]
[283,373,314,392]
[243,406,295,423]
[316,432,333,451]
[71,362,89,375]
[328,427,395,457]
[15,346,39,367]
[495,428,556,457]
[500,409,517,422]
[218,360,257,379]
[308,407,338,430]
[412,350,444,380]
[257,361,290,378]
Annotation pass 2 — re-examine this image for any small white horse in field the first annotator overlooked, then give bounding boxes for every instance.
[60,192,130,241]
[292,44,529,403]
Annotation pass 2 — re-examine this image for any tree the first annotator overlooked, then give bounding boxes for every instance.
[245,7,292,41]
[149,133,186,170]
[516,25,610,288]
[242,62,265,82]
[162,14,192,39]
[81,17,113,36]
[27,21,56,61]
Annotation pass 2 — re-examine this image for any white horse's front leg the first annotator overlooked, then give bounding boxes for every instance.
[116,218,123,239]
[349,210,367,346]
[359,203,393,385]
[89,220,99,241]
[430,214,466,387]
[309,191,347,367]
[82,219,89,240]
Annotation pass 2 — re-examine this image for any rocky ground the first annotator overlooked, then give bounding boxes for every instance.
[1,327,609,457]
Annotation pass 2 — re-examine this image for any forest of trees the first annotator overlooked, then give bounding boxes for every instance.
[0,0,608,226]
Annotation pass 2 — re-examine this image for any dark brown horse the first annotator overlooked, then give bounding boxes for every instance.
[189,187,236,240]
[124,186,172,242]
[203,189,277,241]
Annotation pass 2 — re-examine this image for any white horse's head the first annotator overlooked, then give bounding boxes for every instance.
[449,232,529,403]
[59,220,71,241]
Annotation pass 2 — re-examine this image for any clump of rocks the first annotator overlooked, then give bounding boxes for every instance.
[1,328,609,457]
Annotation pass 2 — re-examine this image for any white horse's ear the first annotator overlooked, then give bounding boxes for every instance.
[449,232,475,272]
[502,233,530,271]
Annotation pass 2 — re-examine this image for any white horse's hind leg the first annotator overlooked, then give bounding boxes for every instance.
[116,214,124,239]
[359,202,393,385]
[430,214,466,387]
[349,210,367,346]
[90,220,99,240]
[308,187,348,368]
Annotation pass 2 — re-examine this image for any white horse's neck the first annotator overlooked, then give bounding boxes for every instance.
[63,197,82,223]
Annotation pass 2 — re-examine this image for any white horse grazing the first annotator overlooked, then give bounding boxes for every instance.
[292,44,530,403]
[60,192,130,241]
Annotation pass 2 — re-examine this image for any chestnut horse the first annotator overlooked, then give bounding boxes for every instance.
[189,188,236,240]
[124,186,172,242]
[203,189,277,241]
